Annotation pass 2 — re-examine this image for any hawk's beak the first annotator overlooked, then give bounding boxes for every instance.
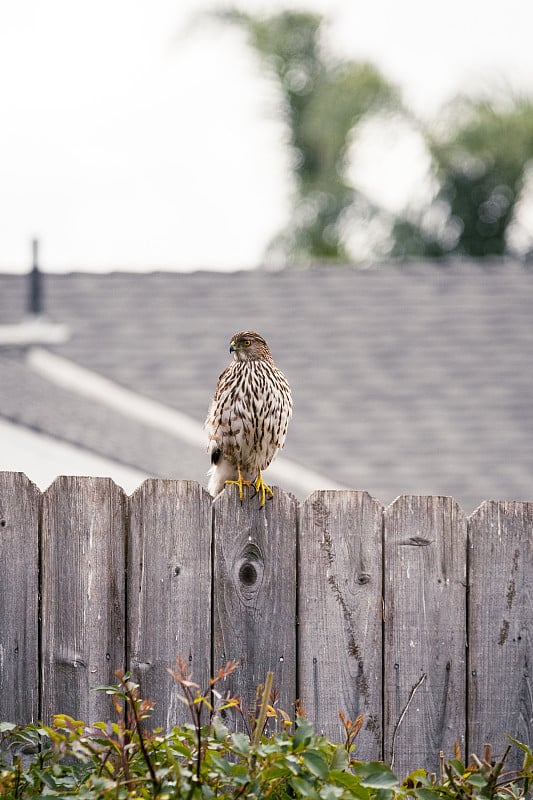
[229,343,236,353]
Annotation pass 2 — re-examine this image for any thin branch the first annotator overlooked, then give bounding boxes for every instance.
[390,672,427,770]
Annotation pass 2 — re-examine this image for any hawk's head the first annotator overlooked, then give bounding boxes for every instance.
[229,331,272,362]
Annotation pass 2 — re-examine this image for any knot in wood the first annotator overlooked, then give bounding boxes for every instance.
[235,543,264,602]
[239,561,257,585]
[400,536,433,547]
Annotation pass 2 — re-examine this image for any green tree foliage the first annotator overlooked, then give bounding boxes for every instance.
[391,97,533,258]
[217,9,400,262]
[216,10,533,263]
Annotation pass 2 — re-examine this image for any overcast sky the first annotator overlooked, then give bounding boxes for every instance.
[1,0,533,273]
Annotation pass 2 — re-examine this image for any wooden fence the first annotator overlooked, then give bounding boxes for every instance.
[1,471,532,777]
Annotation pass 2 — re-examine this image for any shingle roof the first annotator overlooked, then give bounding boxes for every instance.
[1,259,532,511]
[0,352,204,482]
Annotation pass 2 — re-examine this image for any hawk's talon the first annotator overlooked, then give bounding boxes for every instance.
[225,469,252,503]
[254,471,274,508]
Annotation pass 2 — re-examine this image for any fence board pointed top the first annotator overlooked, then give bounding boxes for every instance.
[383,495,467,775]
[299,490,383,760]
[468,499,533,770]
[0,472,40,725]
[40,476,127,724]
[213,486,297,726]
[128,479,212,730]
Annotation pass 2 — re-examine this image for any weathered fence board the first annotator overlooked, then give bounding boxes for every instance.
[128,479,212,729]
[213,486,297,727]
[0,472,40,725]
[468,501,533,771]
[3,472,533,775]
[40,477,127,723]
[383,496,467,776]
[298,490,383,759]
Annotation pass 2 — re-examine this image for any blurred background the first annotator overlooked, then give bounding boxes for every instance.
[1,0,532,510]
[2,0,533,271]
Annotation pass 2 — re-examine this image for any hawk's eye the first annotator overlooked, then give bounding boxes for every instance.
[243,339,251,347]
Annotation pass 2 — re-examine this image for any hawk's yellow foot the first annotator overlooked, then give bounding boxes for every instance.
[253,471,274,508]
[225,468,252,503]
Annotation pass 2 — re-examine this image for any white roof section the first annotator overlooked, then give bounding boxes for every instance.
[0,416,148,493]
[0,316,69,346]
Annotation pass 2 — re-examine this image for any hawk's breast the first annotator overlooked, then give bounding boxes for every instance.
[206,359,292,473]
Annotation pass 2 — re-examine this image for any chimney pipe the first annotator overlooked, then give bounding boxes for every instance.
[29,238,43,316]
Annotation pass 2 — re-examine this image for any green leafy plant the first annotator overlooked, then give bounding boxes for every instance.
[2,662,533,799]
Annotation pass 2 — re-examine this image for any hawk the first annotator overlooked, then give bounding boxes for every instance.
[205,331,292,506]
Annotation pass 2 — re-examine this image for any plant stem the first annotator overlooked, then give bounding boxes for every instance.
[124,681,160,794]
[195,704,203,783]
[253,672,274,747]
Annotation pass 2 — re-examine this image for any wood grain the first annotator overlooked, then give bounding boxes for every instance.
[383,496,467,776]
[213,485,297,730]
[298,490,383,758]
[468,500,533,770]
[41,476,127,723]
[0,472,40,725]
[128,480,212,729]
